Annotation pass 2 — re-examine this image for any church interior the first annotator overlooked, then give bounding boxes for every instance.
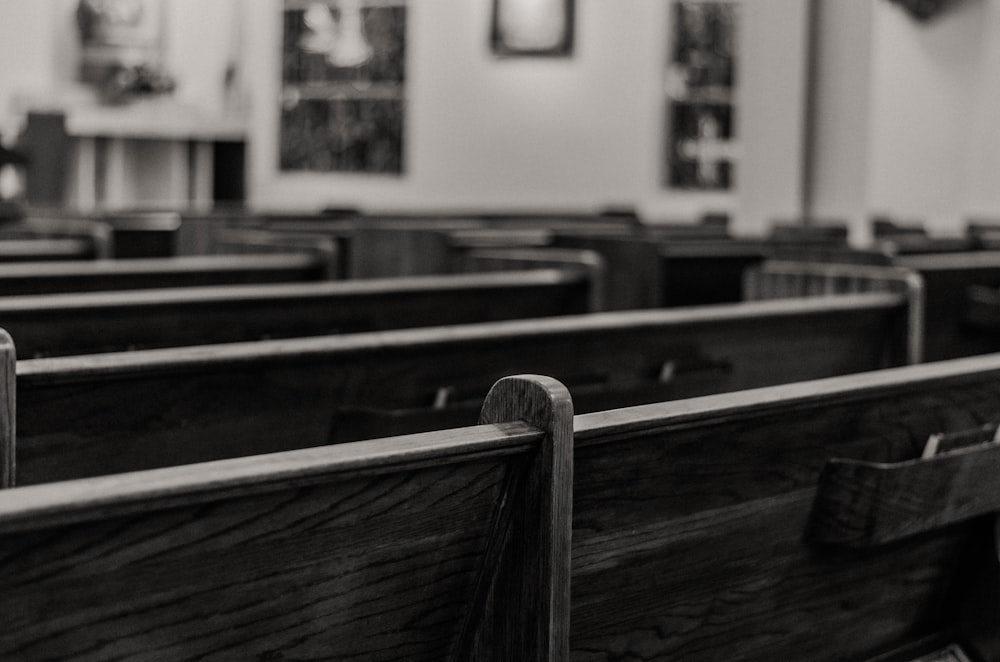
[0,1,998,660]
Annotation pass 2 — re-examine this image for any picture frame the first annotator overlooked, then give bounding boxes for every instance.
[490,0,574,57]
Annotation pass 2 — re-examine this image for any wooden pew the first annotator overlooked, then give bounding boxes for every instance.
[568,354,1000,660]
[212,227,341,278]
[747,252,1000,361]
[459,247,607,311]
[893,252,1000,360]
[0,253,326,296]
[0,238,95,262]
[0,215,113,258]
[98,211,181,258]
[248,214,638,279]
[0,270,591,358]
[551,235,768,310]
[8,292,913,485]
[0,374,573,661]
[743,260,925,364]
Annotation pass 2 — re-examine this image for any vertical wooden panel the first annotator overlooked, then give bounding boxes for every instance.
[457,374,573,661]
[0,329,12,488]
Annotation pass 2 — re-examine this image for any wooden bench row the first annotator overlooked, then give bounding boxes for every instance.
[746,253,1000,361]
[0,269,590,358]
[0,356,998,659]
[0,292,911,486]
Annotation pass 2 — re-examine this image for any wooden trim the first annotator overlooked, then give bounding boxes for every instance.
[573,352,1000,447]
[0,269,583,312]
[0,422,541,531]
[742,260,924,363]
[0,329,12,489]
[0,253,320,277]
[454,374,573,661]
[16,291,909,382]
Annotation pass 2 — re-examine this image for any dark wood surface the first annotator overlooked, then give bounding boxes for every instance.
[213,227,342,278]
[807,436,1000,546]
[2,215,113,258]
[460,248,606,311]
[0,375,572,661]
[0,269,590,358]
[10,293,910,485]
[0,254,327,296]
[469,374,574,661]
[896,251,1000,360]
[569,354,1000,660]
[0,329,11,489]
[744,260,925,364]
[551,235,769,309]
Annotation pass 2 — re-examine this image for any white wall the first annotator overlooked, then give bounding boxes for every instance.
[0,1,61,139]
[0,0,240,129]
[807,0,875,243]
[0,0,808,231]
[247,0,808,232]
[868,0,987,234]
[809,0,1000,242]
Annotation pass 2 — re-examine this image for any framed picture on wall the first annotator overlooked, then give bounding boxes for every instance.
[663,0,739,191]
[279,0,406,175]
[490,0,574,57]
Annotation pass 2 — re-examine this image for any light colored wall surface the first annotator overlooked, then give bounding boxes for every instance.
[868,0,986,234]
[737,0,809,236]
[246,0,807,232]
[0,1,60,138]
[809,0,1000,242]
[807,0,874,243]
[1,0,807,232]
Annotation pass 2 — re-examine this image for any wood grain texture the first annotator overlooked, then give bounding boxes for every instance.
[569,354,1000,660]
[807,441,1000,546]
[471,375,574,662]
[0,383,562,661]
[0,254,325,296]
[12,294,907,485]
[0,269,589,358]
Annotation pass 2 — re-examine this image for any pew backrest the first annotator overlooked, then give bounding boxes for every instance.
[0,253,326,296]
[743,259,925,363]
[213,227,341,279]
[569,354,1000,660]
[0,216,113,258]
[895,251,1000,360]
[0,374,573,661]
[460,247,606,311]
[12,293,910,484]
[0,269,592,358]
